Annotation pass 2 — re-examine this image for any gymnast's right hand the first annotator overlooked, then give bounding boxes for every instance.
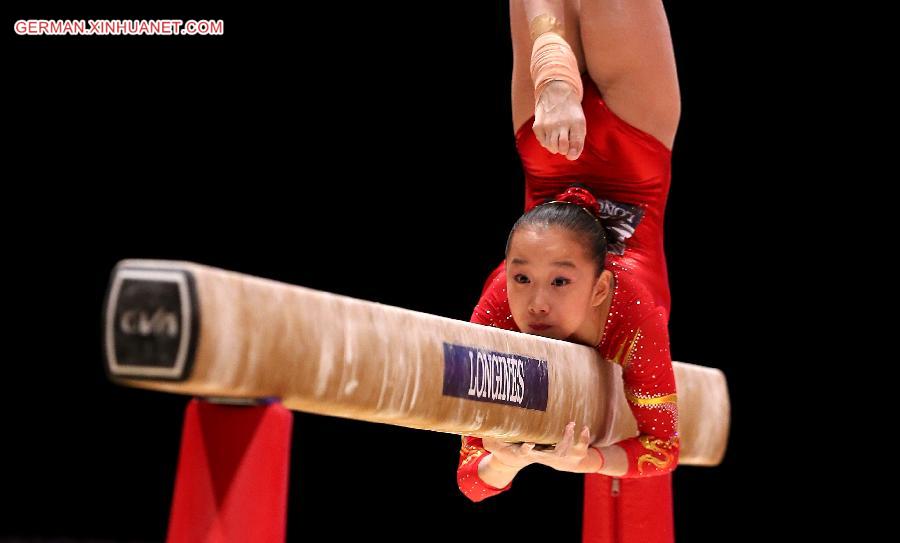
[481,437,538,470]
[533,80,586,161]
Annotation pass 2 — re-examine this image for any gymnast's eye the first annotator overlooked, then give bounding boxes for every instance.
[514,274,529,283]
[552,277,571,287]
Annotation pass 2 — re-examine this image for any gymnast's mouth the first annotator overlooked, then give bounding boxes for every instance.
[529,323,552,331]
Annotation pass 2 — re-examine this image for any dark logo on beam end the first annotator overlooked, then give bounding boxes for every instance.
[103,266,199,381]
[442,342,548,411]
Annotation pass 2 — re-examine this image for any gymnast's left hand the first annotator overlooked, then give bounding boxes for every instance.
[529,421,598,473]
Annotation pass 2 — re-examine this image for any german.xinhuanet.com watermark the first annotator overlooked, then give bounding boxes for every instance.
[14,19,224,36]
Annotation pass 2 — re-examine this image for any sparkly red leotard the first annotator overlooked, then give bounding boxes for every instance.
[457,72,679,543]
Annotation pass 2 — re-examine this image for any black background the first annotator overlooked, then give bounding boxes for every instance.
[4,2,848,542]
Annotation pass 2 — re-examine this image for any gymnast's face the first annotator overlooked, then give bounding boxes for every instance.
[506,226,608,343]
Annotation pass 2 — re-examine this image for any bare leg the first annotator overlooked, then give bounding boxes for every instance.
[510,0,585,136]
[579,0,680,150]
[510,0,680,150]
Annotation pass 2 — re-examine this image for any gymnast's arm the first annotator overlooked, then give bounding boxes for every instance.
[457,280,530,502]
[532,310,680,477]
[456,435,518,502]
[607,309,681,478]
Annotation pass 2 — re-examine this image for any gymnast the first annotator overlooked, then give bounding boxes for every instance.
[457,1,681,541]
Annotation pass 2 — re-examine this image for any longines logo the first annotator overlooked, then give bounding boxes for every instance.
[441,342,549,411]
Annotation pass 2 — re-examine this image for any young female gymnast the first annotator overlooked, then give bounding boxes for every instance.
[458,2,680,542]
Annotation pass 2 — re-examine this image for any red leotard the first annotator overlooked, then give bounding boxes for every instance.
[457,72,679,543]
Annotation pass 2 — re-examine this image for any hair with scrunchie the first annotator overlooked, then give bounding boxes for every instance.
[505,183,608,276]
[547,185,603,222]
